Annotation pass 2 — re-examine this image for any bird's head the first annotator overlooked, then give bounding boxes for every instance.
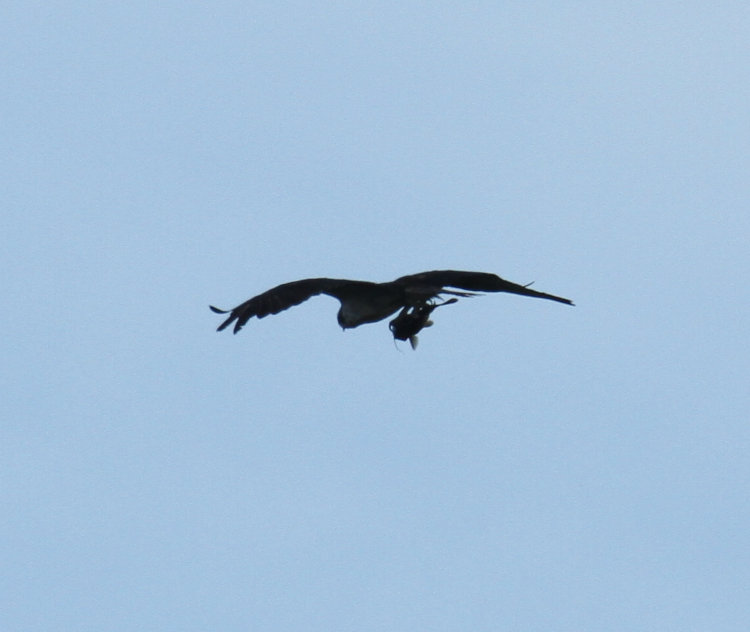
[337,306,354,329]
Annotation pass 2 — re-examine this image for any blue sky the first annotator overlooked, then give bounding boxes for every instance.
[3,3,749,630]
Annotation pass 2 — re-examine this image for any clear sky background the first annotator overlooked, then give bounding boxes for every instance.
[3,3,749,631]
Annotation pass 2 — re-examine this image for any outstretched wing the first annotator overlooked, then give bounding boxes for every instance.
[210,278,352,333]
[394,270,574,306]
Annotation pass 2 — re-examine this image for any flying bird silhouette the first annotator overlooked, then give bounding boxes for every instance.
[210,270,573,348]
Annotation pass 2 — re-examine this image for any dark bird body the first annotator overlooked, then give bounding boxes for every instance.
[210,270,573,348]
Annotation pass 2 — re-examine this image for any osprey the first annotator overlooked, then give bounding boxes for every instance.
[210,270,573,349]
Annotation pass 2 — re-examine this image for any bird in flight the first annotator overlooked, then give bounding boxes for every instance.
[210,270,573,349]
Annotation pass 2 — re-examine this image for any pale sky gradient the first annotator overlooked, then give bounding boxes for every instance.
[3,3,749,631]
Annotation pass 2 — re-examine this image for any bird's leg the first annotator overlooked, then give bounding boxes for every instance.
[388,297,458,348]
